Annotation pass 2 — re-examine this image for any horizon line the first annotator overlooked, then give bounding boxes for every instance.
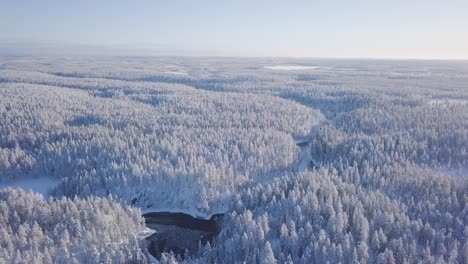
[1,40,467,61]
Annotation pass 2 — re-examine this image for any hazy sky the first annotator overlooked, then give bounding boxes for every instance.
[1,0,468,59]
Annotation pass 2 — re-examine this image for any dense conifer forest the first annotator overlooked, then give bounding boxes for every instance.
[1,57,467,263]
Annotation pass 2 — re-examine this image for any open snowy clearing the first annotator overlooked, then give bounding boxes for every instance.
[264,65,321,70]
[0,177,60,198]
[429,97,468,105]
[163,71,188,75]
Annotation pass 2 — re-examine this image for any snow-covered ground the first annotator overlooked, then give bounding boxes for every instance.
[0,177,60,198]
[163,71,188,75]
[429,97,468,105]
[264,65,321,70]
[138,227,157,239]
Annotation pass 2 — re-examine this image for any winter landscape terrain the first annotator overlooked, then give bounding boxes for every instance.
[0,56,467,263]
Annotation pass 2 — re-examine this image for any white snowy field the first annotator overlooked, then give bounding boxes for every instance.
[429,97,468,105]
[264,65,321,70]
[163,71,188,75]
[0,177,59,198]
[1,57,468,263]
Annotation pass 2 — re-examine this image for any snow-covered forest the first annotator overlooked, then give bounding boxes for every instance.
[0,188,150,263]
[1,57,467,263]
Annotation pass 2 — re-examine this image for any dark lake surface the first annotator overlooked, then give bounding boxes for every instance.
[143,212,223,260]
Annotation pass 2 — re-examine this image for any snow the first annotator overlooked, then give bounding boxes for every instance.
[163,71,188,75]
[434,166,468,178]
[147,254,159,264]
[138,227,157,239]
[264,65,321,70]
[294,119,329,171]
[429,97,468,105]
[0,177,60,198]
[265,65,358,71]
[297,142,313,171]
[335,67,358,71]
[1,57,468,262]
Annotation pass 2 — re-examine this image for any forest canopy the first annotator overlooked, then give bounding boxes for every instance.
[1,57,467,263]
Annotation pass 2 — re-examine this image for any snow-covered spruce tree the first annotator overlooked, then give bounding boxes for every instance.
[0,77,322,211]
[0,188,149,263]
[1,57,468,263]
[189,168,466,263]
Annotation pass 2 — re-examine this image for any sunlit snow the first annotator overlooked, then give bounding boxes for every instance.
[0,177,59,197]
[264,65,321,70]
[1,57,467,263]
[163,71,188,75]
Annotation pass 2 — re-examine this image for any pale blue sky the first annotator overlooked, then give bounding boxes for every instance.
[1,0,467,59]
